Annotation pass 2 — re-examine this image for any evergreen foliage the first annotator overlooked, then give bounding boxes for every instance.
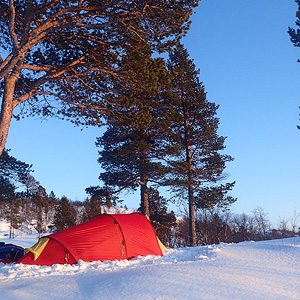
[288,1,300,53]
[53,196,77,232]
[0,176,20,239]
[81,196,102,222]
[139,187,177,246]
[91,45,173,218]
[288,0,300,129]
[166,44,236,246]
[0,149,33,236]
[0,0,199,155]
[21,175,40,232]
[0,175,16,202]
[32,185,48,235]
[85,186,120,208]
[0,148,33,186]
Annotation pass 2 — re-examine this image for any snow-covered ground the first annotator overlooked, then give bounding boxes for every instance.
[1,221,300,300]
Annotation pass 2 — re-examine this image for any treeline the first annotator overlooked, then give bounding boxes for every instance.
[0,182,177,243]
[172,207,300,247]
[0,148,122,237]
[1,148,299,246]
[1,179,299,248]
[0,188,123,238]
[0,149,176,241]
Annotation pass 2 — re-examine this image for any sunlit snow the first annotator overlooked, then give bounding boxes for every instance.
[1,220,300,300]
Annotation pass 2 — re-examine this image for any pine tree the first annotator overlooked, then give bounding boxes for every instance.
[22,175,39,233]
[146,187,177,246]
[91,44,173,218]
[0,175,20,238]
[54,196,77,232]
[8,198,20,239]
[48,191,59,220]
[166,45,235,246]
[0,150,33,232]
[81,196,102,223]
[0,0,199,155]
[0,175,15,202]
[0,148,33,186]
[32,185,48,236]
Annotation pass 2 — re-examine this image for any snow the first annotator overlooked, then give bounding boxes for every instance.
[1,221,300,300]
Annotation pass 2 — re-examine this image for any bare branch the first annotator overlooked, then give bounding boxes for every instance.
[22,64,51,72]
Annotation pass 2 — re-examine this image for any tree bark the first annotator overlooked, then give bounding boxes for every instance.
[188,186,197,246]
[185,123,197,246]
[140,173,150,219]
[187,156,197,247]
[0,75,18,156]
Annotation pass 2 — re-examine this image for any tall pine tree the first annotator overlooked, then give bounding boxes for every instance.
[166,45,235,246]
[91,44,173,218]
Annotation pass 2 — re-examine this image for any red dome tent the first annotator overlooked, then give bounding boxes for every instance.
[16,213,164,266]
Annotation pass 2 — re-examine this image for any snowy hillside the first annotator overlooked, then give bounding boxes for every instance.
[1,221,300,300]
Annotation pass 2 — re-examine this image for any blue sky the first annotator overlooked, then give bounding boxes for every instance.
[5,0,300,225]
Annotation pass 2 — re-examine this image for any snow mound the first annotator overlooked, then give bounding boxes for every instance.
[0,244,221,281]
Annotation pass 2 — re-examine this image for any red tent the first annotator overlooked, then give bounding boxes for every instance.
[16,213,163,266]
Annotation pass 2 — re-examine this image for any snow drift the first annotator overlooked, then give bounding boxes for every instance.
[1,220,300,299]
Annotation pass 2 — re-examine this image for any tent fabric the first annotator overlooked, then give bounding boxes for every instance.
[25,238,49,260]
[0,243,24,263]
[19,238,77,265]
[157,237,167,251]
[16,213,163,266]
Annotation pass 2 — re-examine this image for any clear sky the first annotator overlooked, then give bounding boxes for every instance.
[5,0,300,226]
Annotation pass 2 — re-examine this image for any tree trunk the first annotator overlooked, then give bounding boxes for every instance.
[0,76,18,156]
[140,173,150,219]
[186,143,197,247]
[188,187,197,246]
[9,202,13,239]
[183,106,197,246]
